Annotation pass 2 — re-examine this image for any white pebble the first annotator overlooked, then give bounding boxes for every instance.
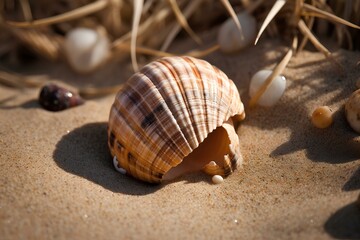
[64,28,110,73]
[113,156,126,175]
[218,12,257,53]
[212,175,224,184]
[249,69,286,107]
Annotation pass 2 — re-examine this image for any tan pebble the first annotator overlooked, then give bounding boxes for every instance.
[345,89,360,134]
[311,106,333,129]
[212,175,224,184]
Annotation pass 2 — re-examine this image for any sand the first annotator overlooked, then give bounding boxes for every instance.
[0,37,360,239]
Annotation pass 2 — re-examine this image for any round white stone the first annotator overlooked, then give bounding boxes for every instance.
[218,12,257,53]
[249,69,286,107]
[64,28,110,73]
[212,175,224,184]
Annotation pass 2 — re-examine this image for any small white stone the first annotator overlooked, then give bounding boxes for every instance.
[249,69,286,107]
[212,175,224,184]
[64,28,110,73]
[113,156,126,175]
[218,12,257,53]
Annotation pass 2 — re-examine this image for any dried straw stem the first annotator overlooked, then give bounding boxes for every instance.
[220,0,244,40]
[114,42,219,59]
[78,84,124,98]
[0,69,47,88]
[10,28,63,61]
[166,0,201,45]
[6,0,107,28]
[297,19,343,73]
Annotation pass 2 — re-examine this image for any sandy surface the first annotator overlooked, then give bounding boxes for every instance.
[0,37,360,239]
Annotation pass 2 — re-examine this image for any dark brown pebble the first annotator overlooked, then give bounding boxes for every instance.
[39,83,84,111]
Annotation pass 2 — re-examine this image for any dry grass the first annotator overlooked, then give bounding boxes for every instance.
[0,0,359,99]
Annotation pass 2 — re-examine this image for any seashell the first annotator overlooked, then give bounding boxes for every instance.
[108,56,245,183]
[249,69,286,107]
[39,83,84,111]
[64,27,110,73]
[345,89,360,134]
[218,12,257,53]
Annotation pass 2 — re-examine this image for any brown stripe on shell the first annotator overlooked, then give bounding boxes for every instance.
[115,83,176,160]
[157,58,200,149]
[191,57,223,140]
[179,56,208,142]
[109,131,116,148]
[141,60,195,154]
[120,82,186,180]
[115,68,194,181]
[182,56,210,137]
[110,98,159,178]
[129,72,191,163]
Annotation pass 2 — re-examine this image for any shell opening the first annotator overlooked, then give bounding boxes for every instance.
[163,118,240,181]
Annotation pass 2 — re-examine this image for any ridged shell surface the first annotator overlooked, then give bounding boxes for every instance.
[108,56,244,183]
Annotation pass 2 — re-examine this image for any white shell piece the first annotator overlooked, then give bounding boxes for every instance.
[212,175,224,184]
[113,156,127,175]
[64,28,110,73]
[218,12,257,53]
[208,161,217,166]
[249,69,286,107]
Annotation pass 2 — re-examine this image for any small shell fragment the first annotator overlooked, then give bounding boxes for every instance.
[208,161,216,166]
[218,12,257,53]
[345,89,360,134]
[113,156,127,175]
[39,83,84,111]
[212,175,224,184]
[249,70,286,107]
[311,106,333,129]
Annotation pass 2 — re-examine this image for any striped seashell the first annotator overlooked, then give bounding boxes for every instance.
[108,56,245,183]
